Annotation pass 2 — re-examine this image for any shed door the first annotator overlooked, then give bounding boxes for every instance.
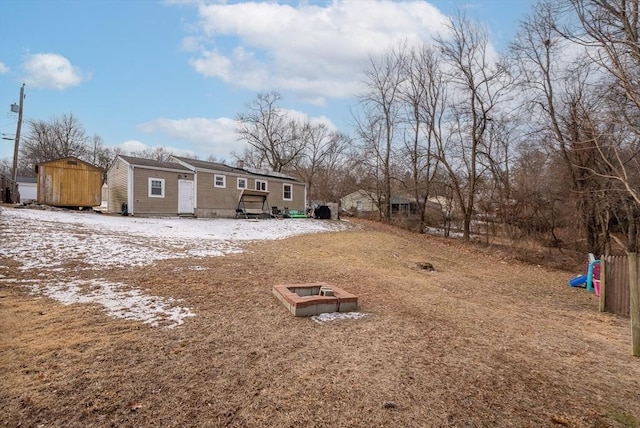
[178,179,194,214]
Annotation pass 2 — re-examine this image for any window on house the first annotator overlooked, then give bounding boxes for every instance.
[214,174,226,188]
[149,178,165,198]
[283,183,292,201]
[237,177,247,189]
[255,180,267,191]
[356,200,363,210]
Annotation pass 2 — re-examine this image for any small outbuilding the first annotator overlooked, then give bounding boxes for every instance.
[36,157,103,208]
[17,176,37,202]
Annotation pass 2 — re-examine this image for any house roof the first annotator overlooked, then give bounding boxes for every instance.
[341,190,414,205]
[390,196,413,204]
[244,166,297,181]
[17,176,37,183]
[116,155,191,172]
[171,156,238,173]
[172,156,300,182]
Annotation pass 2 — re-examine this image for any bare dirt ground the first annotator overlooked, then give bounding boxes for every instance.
[1,213,639,427]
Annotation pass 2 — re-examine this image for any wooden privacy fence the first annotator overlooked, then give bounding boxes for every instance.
[600,254,640,317]
[600,253,640,357]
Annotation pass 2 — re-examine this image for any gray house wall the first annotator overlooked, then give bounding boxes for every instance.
[107,158,129,214]
[106,156,193,216]
[106,155,307,218]
[195,170,243,217]
[171,157,307,218]
[131,168,193,216]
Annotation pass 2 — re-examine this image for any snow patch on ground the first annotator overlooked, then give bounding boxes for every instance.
[0,208,348,270]
[310,312,368,323]
[0,207,351,328]
[29,279,194,328]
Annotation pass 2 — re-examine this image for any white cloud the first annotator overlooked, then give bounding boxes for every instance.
[136,117,241,159]
[185,0,450,100]
[117,139,198,158]
[22,53,89,90]
[119,140,150,153]
[278,108,336,130]
[0,62,9,74]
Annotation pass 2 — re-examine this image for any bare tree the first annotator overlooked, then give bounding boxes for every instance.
[563,0,640,253]
[129,146,175,162]
[509,0,615,255]
[294,122,350,203]
[398,45,446,230]
[21,113,89,171]
[235,92,307,172]
[87,135,115,171]
[436,13,510,240]
[354,45,406,222]
[352,113,386,220]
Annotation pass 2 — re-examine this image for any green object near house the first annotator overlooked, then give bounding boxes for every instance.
[285,209,307,218]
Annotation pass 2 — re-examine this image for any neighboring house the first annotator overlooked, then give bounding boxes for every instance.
[340,190,378,213]
[16,176,37,202]
[389,196,417,215]
[106,155,195,216]
[340,189,418,216]
[170,156,306,218]
[106,155,306,218]
[36,157,103,208]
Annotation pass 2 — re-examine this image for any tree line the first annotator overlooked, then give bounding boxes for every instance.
[235,0,639,256]
[349,0,637,257]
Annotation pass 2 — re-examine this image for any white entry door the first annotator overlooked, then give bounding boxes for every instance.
[178,179,194,214]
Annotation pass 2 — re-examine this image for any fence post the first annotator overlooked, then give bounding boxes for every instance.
[630,252,639,357]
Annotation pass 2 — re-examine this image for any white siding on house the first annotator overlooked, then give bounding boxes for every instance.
[17,181,37,201]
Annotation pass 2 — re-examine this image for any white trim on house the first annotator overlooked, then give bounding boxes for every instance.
[283,183,293,201]
[237,177,247,190]
[214,174,226,188]
[255,179,267,191]
[193,171,198,210]
[128,165,134,215]
[148,177,165,198]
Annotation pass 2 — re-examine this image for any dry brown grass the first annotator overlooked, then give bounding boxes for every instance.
[1,218,639,427]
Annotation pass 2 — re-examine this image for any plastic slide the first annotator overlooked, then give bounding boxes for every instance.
[568,274,588,287]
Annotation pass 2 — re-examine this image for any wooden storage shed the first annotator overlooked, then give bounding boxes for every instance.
[36,157,103,208]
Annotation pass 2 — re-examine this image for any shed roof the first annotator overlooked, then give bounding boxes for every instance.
[37,156,102,171]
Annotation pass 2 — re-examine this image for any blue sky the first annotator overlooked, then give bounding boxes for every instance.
[0,0,534,163]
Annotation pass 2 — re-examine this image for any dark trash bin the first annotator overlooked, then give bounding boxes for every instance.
[314,205,331,219]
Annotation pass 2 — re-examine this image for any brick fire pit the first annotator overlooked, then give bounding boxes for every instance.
[272,282,358,317]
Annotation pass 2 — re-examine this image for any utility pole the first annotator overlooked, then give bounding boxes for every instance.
[11,83,25,203]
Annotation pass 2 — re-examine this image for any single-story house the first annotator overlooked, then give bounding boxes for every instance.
[106,155,306,217]
[36,157,103,208]
[17,176,37,202]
